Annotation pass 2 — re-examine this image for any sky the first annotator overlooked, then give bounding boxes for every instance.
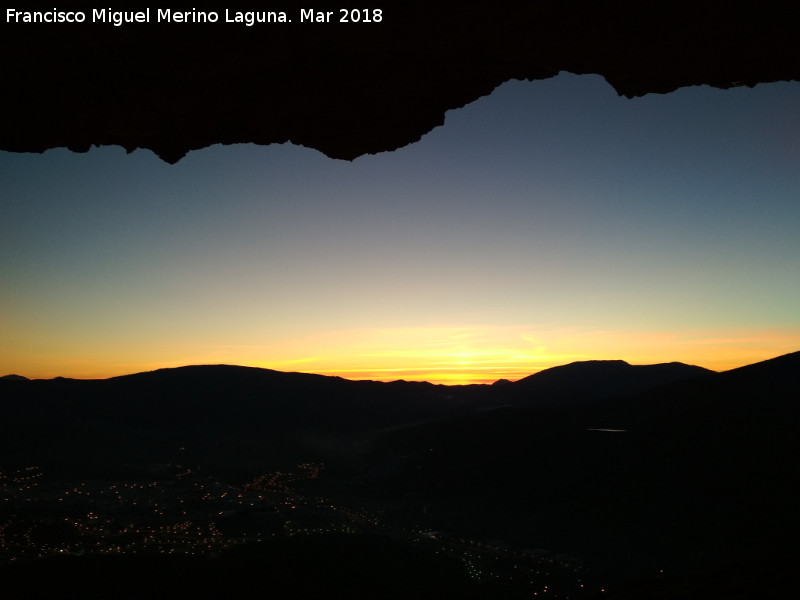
[2,73,799,384]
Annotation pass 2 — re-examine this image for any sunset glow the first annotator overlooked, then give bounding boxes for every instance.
[4,323,798,384]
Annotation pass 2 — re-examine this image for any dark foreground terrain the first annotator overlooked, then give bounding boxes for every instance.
[2,352,799,598]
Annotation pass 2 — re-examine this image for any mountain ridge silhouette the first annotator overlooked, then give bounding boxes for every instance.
[3,356,723,386]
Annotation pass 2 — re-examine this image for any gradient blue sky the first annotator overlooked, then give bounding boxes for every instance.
[2,73,799,382]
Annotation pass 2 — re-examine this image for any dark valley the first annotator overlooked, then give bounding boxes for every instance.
[1,352,798,598]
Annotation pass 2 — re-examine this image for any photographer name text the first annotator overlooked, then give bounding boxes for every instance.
[5,8,384,27]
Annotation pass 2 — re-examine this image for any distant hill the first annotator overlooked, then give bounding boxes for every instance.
[0,374,29,381]
[0,364,491,476]
[509,359,714,406]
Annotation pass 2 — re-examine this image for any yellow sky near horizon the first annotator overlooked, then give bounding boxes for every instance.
[5,324,798,384]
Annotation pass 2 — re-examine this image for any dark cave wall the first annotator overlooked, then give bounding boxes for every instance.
[2,1,798,162]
